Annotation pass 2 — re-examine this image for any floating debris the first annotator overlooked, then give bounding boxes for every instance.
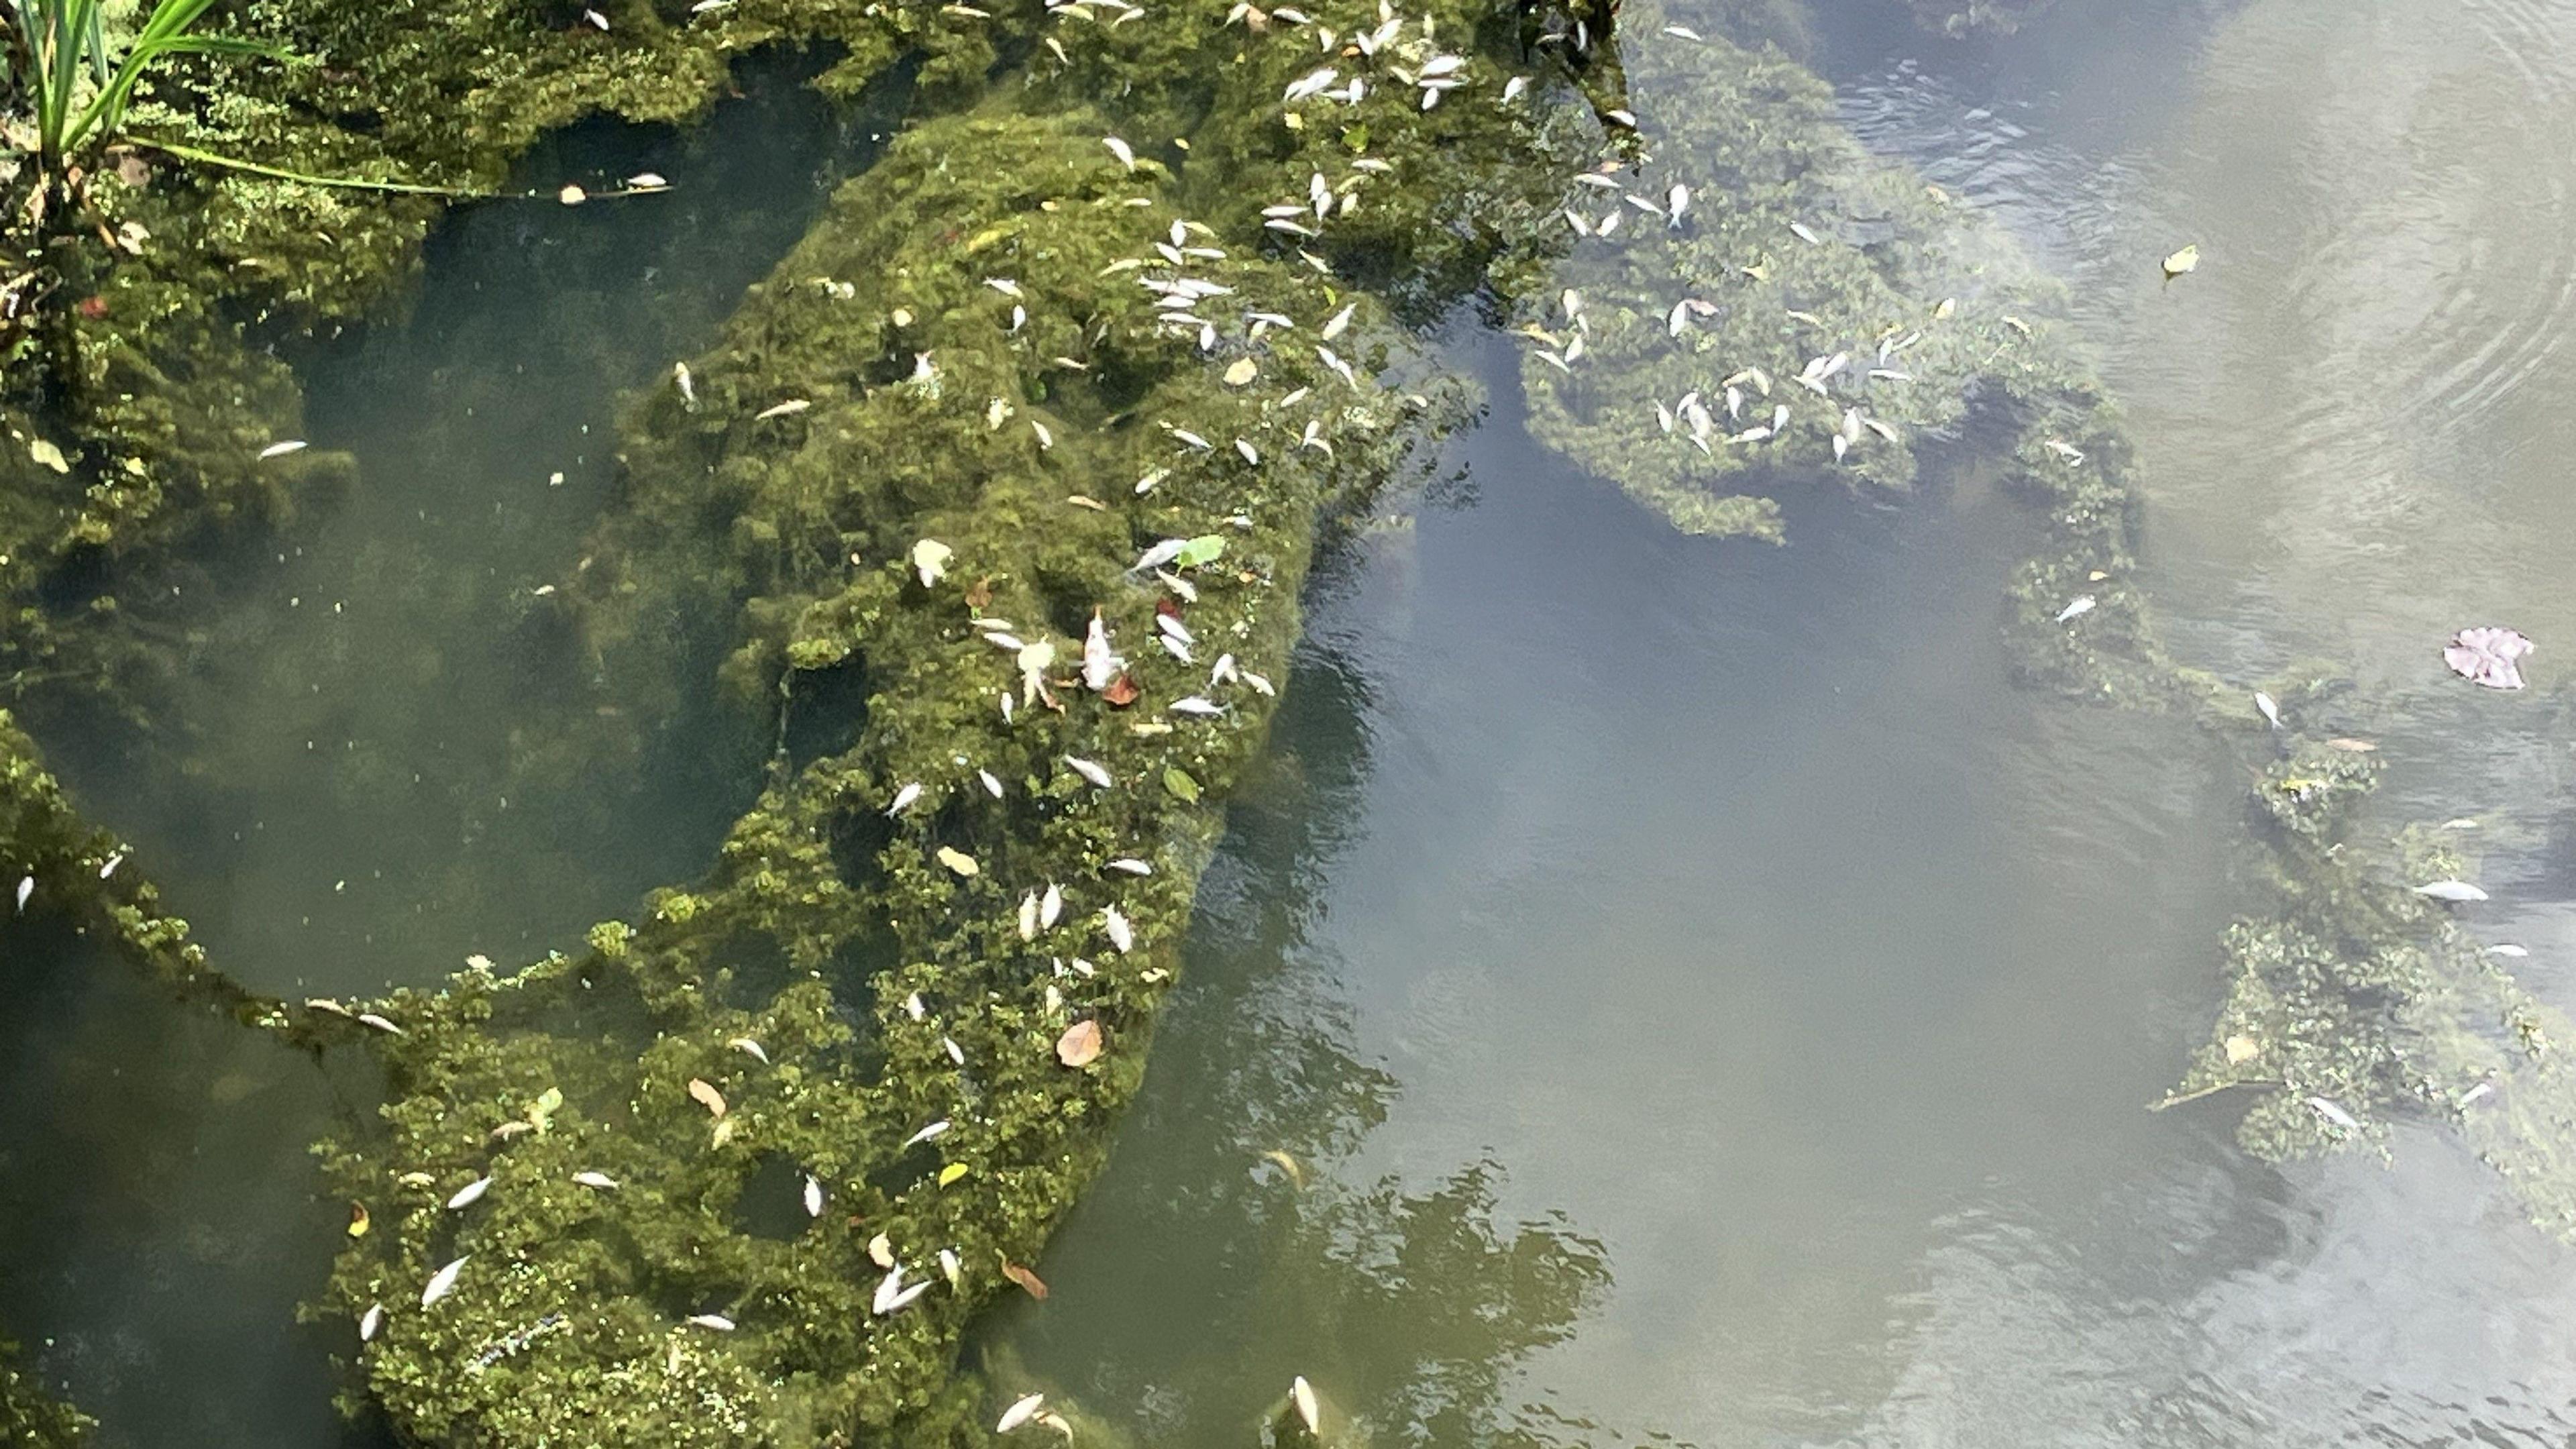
[1056,1019,1103,1067]
[2445,626,2532,690]
[2162,244,2199,279]
[421,1256,468,1308]
[445,1175,492,1210]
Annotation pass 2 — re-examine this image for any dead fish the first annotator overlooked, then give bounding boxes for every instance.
[804,1175,825,1218]
[1667,184,1689,227]
[2414,880,2489,903]
[687,1314,736,1331]
[1065,756,1115,789]
[2055,595,2096,624]
[1019,891,1040,942]
[2254,692,2281,729]
[446,1176,492,1210]
[674,363,697,409]
[259,440,309,460]
[902,1119,952,1149]
[421,1256,468,1308]
[1106,857,1154,875]
[2306,1096,2361,1131]
[1788,221,1822,246]
[979,769,1004,799]
[1132,539,1189,574]
[1169,696,1227,717]
[1244,671,1275,696]
[1321,302,1356,339]
[1501,74,1530,103]
[574,1171,619,1190]
[2489,944,2530,959]
[1041,881,1065,928]
[2461,1081,2497,1106]
[359,1303,385,1342]
[1316,345,1358,388]
[1292,1377,1322,1434]
[358,1013,407,1036]
[1104,136,1138,170]
[888,782,924,816]
[13,875,28,913]
[1283,66,1339,102]
[755,398,811,420]
[1000,1394,1049,1433]
[939,1248,963,1285]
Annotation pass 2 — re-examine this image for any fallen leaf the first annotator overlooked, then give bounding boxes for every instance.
[936,846,980,877]
[347,1202,371,1238]
[1163,766,1201,803]
[965,577,994,609]
[688,1078,728,1117]
[1102,673,1140,707]
[2222,1034,2259,1064]
[1173,535,1226,568]
[1223,357,1258,386]
[2161,244,2198,278]
[938,1162,970,1187]
[1056,1019,1103,1067]
[913,539,953,588]
[27,438,67,473]
[1000,1260,1051,1299]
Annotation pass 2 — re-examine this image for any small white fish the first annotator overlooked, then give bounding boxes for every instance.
[1066,756,1115,789]
[98,853,123,879]
[985,277,1024,299]
[939,1248,962,1285]
[2489,944,2530,958]
[1243,671,1275,696]
[904,992,926,1022]
[1666,184,1689,227]
[1284,66,1339,102]
[1106,858,1154,876]
[1321,302,1356,339]
[888,782,924,816]
[447,1176,492,1210]
[1169,696,1227,716]
[1316,345,1357,388]
[1789,221,1821,246]
[979,769,1004,799]
[2414,880,2489,903]
[13,875,29,913]
[1104,906,1136,954]
[1040,881,1064,928]
[574,1171,620,1190]
[873,1269,930,1316]
[1000,1394,1049,1433]
[2461,1081,2497,1106]
[902,1119,953,1150]
[1104,136,1137,171]
[755,398,811,420]
[2055,595,2096,624]
[358,1303,384,1342]
[945,1036,966,1065]
[582,7,609,28]
[2306,1096,2361,1131]
[626,172,668,189]
[1019,891,1040,942]
[2254,692,2281,729]
[358,1012,407,1036]
[688,1314,736,1331]
[804,1174,825,1218]
[259,440,309,460]
[421,1255,468,1307]
[1501,74,1530,103]
[675,362,697,409]
[730,1036,769,1064]
[1292,1376,1322,1434]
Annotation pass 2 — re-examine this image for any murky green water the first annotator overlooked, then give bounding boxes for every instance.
[12,0,2576,1442]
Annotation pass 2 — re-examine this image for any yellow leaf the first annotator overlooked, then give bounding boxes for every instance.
[936,846,979,877]
[938,1163,969,1187]
[27,438,67,474]
[688,1077,728,1117]
[1222,358,1258,387]
[2162,244,2199,278]
[2222,1034,2259,1064]
[347,1202,372,1238]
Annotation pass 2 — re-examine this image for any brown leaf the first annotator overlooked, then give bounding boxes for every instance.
[688,1077,728,1117]
[965,577,994,610]
[347,1202,372,1239]
[1155,596,1183,620]
[1056,1019,1103,1068]
[1102,673,1140,708]
[1001,1260,1051,1299]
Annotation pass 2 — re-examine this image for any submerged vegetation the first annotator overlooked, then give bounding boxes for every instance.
[4,0,2576,1440]
[0,1330,91,1447]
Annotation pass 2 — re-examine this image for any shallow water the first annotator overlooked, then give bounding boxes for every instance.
[13,0,2576,1442]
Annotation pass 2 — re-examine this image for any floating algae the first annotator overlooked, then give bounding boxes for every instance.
[0,1330,92,1448]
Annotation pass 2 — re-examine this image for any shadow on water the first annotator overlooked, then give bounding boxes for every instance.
[0,922,386,1449]
[26,48,910,998]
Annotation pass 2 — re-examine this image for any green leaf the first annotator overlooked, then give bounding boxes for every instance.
[1173,535,1226,568]
[1162,767,1201,803]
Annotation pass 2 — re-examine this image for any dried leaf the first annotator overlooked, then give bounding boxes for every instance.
[347,1202,371,1238]
[868,1232,896,1269]
[912,539,953,587]
[1000,1260,1051,1299]
[2222,1034,2259,1064]
[1222,357,1258,386]
[26,437,67,473]
[1056,1018,1103,1067]
[965,577,994,610]
[1102,673,1140,707]
[936,846,980,877]
[688,1077,728,1117]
